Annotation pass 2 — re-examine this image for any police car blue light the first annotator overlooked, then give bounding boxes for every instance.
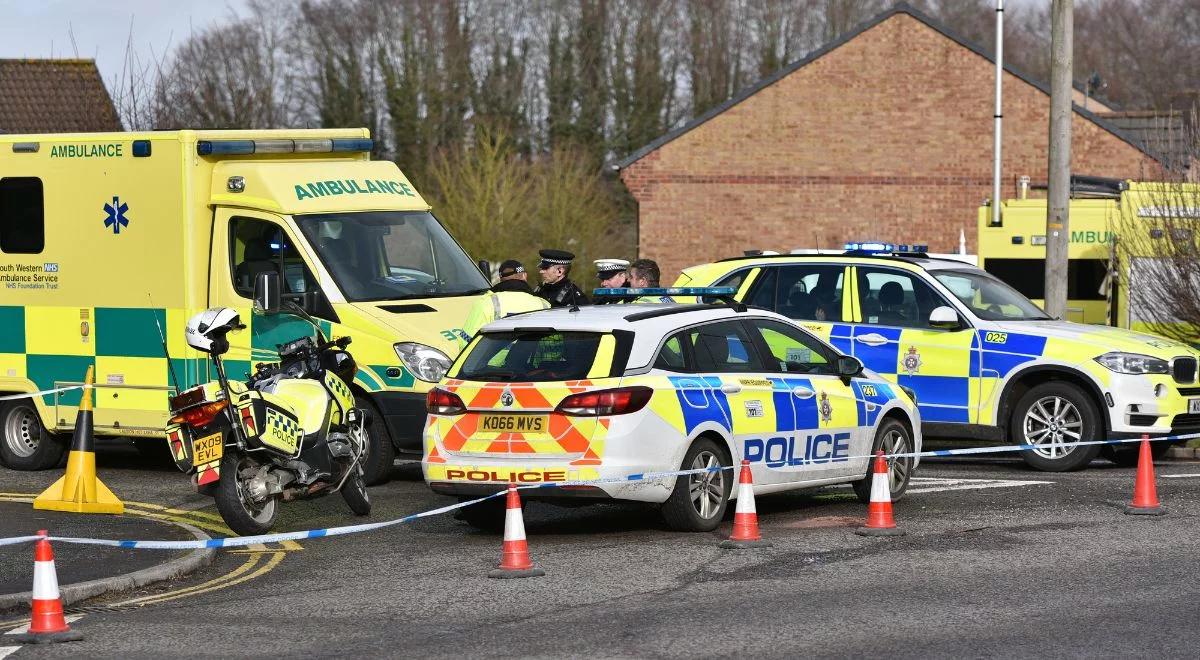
[593,287,737,297]
[843,241,895,254]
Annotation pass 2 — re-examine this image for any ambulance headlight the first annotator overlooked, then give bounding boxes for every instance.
[1094,352,1169,375]
[394,343,452,382]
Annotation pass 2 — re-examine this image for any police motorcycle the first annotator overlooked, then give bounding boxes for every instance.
[165,273,371,535]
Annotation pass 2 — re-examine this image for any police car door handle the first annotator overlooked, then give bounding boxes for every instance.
[720,383,741,394]
[856,333,888,347]
[791,386,815,399]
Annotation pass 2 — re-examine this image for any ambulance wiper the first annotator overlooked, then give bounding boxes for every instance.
[389,288,489,300]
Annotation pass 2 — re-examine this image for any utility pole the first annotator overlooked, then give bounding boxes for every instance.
[990,0,1004,228]
[1044,0,1073,319]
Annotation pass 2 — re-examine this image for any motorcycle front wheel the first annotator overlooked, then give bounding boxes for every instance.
[214,453,278,536]
[340,460,371,516]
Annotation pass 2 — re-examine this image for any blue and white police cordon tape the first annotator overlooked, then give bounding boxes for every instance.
[1,431,1196,551]
[0,386,87,402]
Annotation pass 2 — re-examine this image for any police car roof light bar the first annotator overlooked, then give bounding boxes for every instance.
[595,287,744,312]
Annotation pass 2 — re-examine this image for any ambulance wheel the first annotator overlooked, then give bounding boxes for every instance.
[1104,441,1173,467]
[661,437,732,532]
[360,400,394,486]
[455,495,509,532]
[853,417,914,504]
[0,400,67,471]
[214,454,278,536]
[1012,382,1102,472]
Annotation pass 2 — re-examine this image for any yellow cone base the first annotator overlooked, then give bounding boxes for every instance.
[33,451,124,515]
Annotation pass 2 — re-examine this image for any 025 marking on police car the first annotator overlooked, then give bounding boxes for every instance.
[984,331,1008,344]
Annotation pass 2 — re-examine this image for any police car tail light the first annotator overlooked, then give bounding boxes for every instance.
[555,386,653,416]
[169,401,228,427]
[427,388,467,415]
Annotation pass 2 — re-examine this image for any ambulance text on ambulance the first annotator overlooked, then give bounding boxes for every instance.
[294,179,417,200]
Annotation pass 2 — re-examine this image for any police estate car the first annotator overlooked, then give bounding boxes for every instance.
[675,244,1200,471]
[422,289,921,532]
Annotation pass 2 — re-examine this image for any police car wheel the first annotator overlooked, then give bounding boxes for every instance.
[455,495,509,533]
[360,400,395,487]
[853,418,914,504]
[0,401,67,471]
[1104,441,1173,467]
[661,437,732,532]
[1012,382,1102,472]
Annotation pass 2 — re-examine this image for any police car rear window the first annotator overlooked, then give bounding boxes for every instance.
[459,331,602,382]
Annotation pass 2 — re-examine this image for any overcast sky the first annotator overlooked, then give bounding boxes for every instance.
[0,0,249,86]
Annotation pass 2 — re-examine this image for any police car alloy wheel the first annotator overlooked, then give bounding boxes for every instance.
[662,438,732,532]
[0,401,67,471]
[853,417,913,503]
[1012,382,1101,472]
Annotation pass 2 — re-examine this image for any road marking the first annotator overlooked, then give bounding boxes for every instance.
[1161,473,1200,479]
[120,552,286,606]
[3,613,86,635]
[905,476,1052,494]
[116,553,266,606]
[0,646,19,659]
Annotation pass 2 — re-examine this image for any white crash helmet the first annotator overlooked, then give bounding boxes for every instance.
[184,308,245,355]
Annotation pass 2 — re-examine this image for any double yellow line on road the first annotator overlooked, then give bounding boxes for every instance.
[0,492,300,612]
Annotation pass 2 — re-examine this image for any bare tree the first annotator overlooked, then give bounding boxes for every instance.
[1114,106,1200,343]
[152,0,300,129]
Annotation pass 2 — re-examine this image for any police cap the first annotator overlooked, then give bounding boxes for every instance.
[537,249,575,269]
[497,259,525,277]
[594,258,630,279]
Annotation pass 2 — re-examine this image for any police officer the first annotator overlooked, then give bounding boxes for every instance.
[461,259,551,340]
[593,258,630,305]
[535,249,589,307]
[627,258,675,304]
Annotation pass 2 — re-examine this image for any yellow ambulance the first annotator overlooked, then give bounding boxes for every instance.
[0,129,489,483]
[977,175,1200,337]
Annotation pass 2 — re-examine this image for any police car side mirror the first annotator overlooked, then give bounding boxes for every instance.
[254,272,281,315]
[836,355,862,379]
[929,305,961,330]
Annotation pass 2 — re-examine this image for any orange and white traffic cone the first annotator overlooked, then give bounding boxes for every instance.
[1125,434,1166,516]
[11,531,83,644]
[488,486,545,579]
[856,450,905,537]
[721,459,771,548]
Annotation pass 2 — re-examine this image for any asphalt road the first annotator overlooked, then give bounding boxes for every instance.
[2,444,1199,659]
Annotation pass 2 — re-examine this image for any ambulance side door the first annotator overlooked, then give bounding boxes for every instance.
[850,265,976,425]
[209,209,326,379]
[745,318,862,481]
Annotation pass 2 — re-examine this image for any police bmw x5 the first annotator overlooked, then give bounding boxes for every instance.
[675,243,1200,471]
[422,288,921,532]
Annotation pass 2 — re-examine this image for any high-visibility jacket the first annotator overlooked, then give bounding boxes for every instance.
[461,290,551,340]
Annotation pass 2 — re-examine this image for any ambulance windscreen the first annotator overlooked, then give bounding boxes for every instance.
[295,210,489,302]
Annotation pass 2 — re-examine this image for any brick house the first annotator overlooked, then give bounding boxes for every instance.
[615,3,1160,280]
[0,59,121,133]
